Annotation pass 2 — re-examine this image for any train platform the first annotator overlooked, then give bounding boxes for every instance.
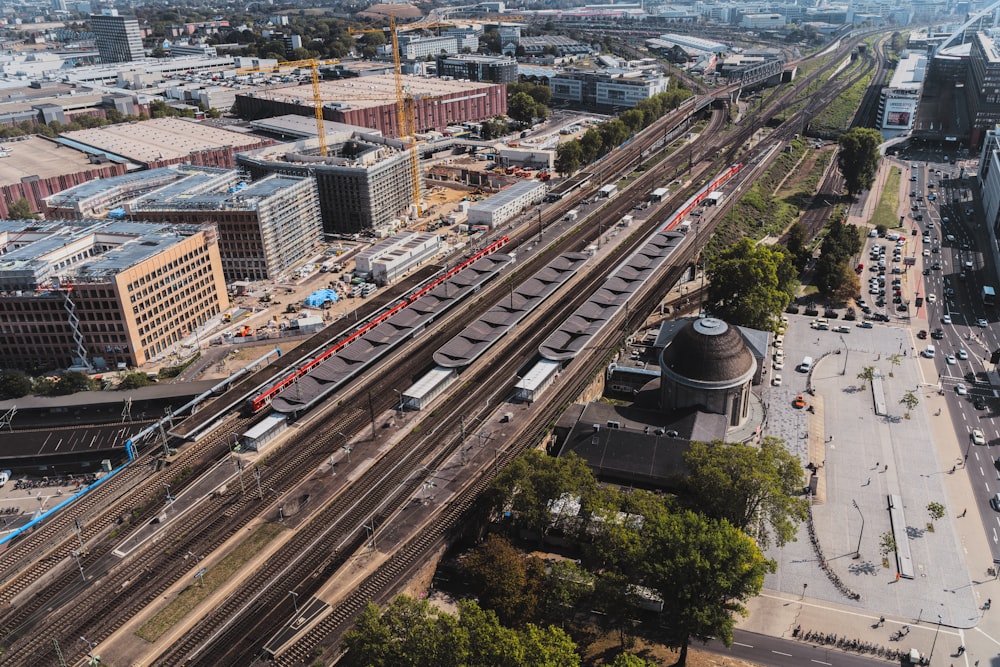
[0,422,152,474]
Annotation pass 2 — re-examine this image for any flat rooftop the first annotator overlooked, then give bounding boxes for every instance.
[252,74,498,111]
[0,136,102,184]
[59,117,268,165]
[249,114,378,138]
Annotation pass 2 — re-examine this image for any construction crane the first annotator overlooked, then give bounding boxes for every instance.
[235,58,339,156]
[351,16,424,216]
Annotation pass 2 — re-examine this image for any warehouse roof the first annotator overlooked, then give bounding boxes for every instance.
[0,135,103,183]
[248,73,499,112]
[59,117,268,165]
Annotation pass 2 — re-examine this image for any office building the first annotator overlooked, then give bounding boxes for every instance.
[467,180,546,228]
[91,10,144,64]
[0,220,228,371]
[549,69,669,109]
[129,171,322,282]
[238,133,416,236]
[435,54,517,83]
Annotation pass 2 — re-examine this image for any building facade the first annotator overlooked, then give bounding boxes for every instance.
[878,53,926,137]
[467,180,546,228]
[435,54,517,84]
[91,11,144,64]
[550,69,669,109]
[968,32,1000,147]
[0,220,228,371]
[238,133,416,235]
[129,172,322,282]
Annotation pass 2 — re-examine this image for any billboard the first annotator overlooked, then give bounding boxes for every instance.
[886,111,910,127]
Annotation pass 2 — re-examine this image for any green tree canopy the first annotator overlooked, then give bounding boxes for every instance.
[7,197,36,220]
[484,451,598,539]
[683,437,809,549]
[0,369,32,399]
[813,220,863,298]
[641,510,774,665]
[609,654,658,667]
[705,238,797,332]
[462,534,544,626]
[555,140,583,176]
[508,92,539,124]
[784,221,810,270]
[341,596,579,667]
[118,371,152,391]
[837,127,882,195]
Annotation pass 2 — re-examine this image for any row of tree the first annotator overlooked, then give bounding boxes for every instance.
[345,439,806,665]
[554,87,693,175]
[0,369,156,400]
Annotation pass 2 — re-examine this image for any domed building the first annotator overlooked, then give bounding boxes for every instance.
[659,317,756,427]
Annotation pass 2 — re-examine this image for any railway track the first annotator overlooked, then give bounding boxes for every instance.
[224,36,891,665]
[0,31,880,665]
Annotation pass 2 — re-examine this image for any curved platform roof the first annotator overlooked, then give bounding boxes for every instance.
[271,253,513,414]
[539,231,686,361]
[434,252,590,368]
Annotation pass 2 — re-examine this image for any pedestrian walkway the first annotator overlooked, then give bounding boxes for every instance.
[741,315,1000,667]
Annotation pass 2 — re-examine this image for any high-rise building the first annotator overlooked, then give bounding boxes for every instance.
[91,10,144,64]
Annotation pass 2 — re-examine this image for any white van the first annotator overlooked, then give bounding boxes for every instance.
[798,356,813,373]
[923,345,936,358]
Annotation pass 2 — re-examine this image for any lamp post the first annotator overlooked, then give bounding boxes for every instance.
[342,445,352,463]
[164,484,175,512]
[852,499,864,559]
[288,590,299,613]
[928,613,942,664]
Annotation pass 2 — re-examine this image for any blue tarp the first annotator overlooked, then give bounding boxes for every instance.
[304,289,339,308]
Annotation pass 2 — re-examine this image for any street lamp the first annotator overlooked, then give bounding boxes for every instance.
[342,445,352,463]
[164,484,175,512]
[289,590,299,613]
[70,550,85,582]
[928,613,942,664]
[852,499,864,560]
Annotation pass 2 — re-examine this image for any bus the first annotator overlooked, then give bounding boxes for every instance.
[983,285,995,306]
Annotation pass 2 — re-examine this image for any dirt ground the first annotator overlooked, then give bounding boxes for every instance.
[585,636,764,667]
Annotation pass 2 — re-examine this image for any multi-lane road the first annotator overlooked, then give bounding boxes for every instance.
[897,154,1000,557]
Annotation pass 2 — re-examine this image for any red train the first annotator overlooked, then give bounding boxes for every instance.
[664,163,743,231]
[247,236,509,414]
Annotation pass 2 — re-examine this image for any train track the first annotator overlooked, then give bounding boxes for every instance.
[0,31,879,665]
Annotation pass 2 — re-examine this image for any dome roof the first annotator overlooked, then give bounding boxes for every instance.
[660,317,754,384]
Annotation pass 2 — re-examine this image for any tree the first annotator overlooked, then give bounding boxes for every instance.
[785,221,810,270]
[555,140,583,176]
[483,451,598,540]
[7,197,36,220]
[856,365,875,390]
[579,128,604,162]
[0,370,32,399]
[641,510,774,666]
[886,352,902,377]
[508,92,539,124]
[683,437,809,549]
[341,596,579,667]
[879,531,897,558]
[462,535,543,626]
[837,128,882,196]
[926,501,945,523]
[900,390,919,418]
[705,238,798,332]
[814,220,863,298]
[48,371,97,396]
[118,371,152,391]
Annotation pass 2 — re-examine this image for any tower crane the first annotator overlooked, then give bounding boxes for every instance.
[351,16,423,216]
[235,58,339,156]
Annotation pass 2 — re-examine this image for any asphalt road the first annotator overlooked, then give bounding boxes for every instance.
[700,629,900,667]
[900,156,1000,561]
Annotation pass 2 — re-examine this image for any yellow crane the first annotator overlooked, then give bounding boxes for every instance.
[351,16,423,216]
[236,58,339,156]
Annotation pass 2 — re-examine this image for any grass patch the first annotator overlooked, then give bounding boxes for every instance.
[809,69,874,138]
[135,522,285,643]
[871,167,903,230]
[706,139,831,258]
